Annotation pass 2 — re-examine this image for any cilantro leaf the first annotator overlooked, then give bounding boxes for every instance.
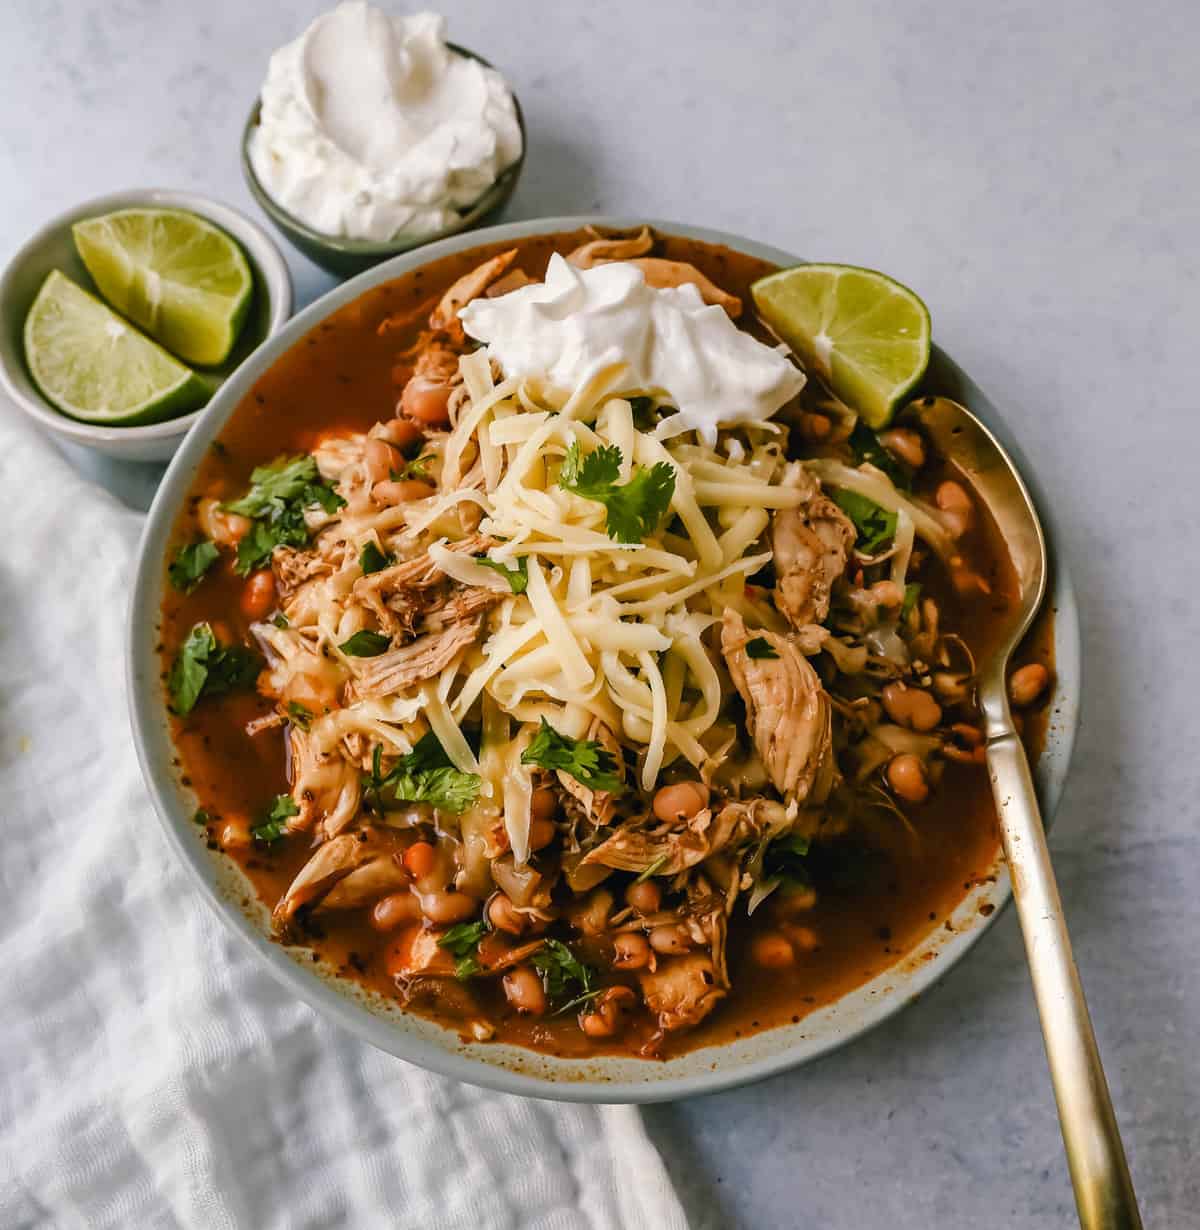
[271,612,290,629]
[833,489,897,554]
[557,442,676,544]
[287,702,313,731]
[532,939,601,1014]
[901,582,921,618]
[849,422,912,491]
[364,733,481,814]
[634,854,668,884]
[520,718,623,794]
[251,794,299,844]
[474,553,528,594]
[390,454,434,482]
[224,455,345,575]
[168,541,219,593]
[763,832,811,888]
[338,630,392,657]
[437,920,488,979]
[746,636,779,660]
[359,540,393,575]
[168,623,261,716]
[193,808,211,826]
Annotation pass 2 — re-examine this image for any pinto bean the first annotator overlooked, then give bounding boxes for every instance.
[363,436,394,485]
[372,478,436,506]
[576,889,614,936]
[881,682,943,732]
[785,924,820,953]
[887,753,929,803]
[750,931,795,968]
[528,817,556,852]
[371,892,421,931]
[402,841,437,879]
[612,932,652,970]
[401,376,452,425]
[376,416,425,452]
[578,986,636,1038]
[419,890,480,925]
[625,880,662,914]
[879,427,926,469]
[487,892,527,935]
[240,570,276,620]
[503,965,547,1016]
[798,412,832,443]
[529,787,558,824]
[936,481,974,536]
[649,925,693,955]
[1009,663,1050,708]
[652,781,709,823]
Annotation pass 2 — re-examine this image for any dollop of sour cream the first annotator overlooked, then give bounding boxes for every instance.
[249,3,522,242]
[459,255,806,443]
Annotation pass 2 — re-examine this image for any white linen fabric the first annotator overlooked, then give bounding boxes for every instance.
[0,410,688,1230]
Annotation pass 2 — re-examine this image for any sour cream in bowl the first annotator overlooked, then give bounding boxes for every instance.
[243,3,525,275]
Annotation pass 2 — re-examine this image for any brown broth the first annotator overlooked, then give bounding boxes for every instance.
[161,231,1050,1059]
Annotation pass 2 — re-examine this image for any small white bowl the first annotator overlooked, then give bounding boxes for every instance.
[0,188,292,462]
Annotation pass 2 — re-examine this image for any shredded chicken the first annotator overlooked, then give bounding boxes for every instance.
[289,727,362,836]
[349,617,483,699]
[274,830,383,925]
[771,466,856,629]
[429,249,519,337]
[639,954,725,1031]
[721,611,838,805]
[566,226,655,267]
[627,258,743,317]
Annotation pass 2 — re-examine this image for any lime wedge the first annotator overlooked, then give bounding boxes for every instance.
[752,264,931,428]
[72,208,253,366]
[23,271,208,425]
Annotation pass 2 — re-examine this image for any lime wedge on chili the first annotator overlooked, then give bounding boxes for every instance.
[751,264,931,428]
[72,208,252,366]
[23,271,207,425]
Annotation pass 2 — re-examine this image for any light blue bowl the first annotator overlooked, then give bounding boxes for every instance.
[127,218,1081,1102]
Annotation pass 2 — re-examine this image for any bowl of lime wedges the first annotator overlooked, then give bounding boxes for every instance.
[0,189,292,462]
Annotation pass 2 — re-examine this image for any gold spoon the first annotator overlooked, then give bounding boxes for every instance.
[904,396,1141,1229]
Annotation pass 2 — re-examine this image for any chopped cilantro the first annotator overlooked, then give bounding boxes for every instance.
[272,612,290,628]
[833,489,897,554]
[532,939,601,1014]
[557,441,676,544]
[364,734,481,814]
[634,854,668,883]
[437,920,488,979]
[192,808,211,826]
[628,395,659,431]
[520,718,623,794]
[338,630,392,657]
[168,623,261,716]
[251,794,299,844]
[746,636,779,660]
[359,540,393,575]
[849,422,912,490]
[901,582,921,618]
[390,454,434,482]
[168,541,219,593]
[287,702,313,731]
[474,553,528,594]
[764,832,812,888]
[223,455,345,574]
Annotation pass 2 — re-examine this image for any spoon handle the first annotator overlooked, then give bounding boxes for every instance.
[986,731,1142,1229]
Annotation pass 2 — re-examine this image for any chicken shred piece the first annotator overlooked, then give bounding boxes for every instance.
[388,925,458,978]
[289,726,362,837]
[771,467,856,629]
[273,831,382,925]
[639,954,725,1031]
[349,617,483,699]
[319,857,409,910]
[720,610,838,805]
[628,259,742,317]
[565,226,654,267]
[429,249,519,335]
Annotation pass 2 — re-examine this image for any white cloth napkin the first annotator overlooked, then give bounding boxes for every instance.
[0,409,688,1230]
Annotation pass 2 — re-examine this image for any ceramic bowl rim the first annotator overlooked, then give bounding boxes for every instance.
[0,187,293,448]
[240,43,528,262]
[127,215,1081,1103]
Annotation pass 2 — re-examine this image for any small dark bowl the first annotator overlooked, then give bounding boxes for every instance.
[242,44,526,279]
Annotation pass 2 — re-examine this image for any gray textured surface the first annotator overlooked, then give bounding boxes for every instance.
[2,1,1196,1226]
